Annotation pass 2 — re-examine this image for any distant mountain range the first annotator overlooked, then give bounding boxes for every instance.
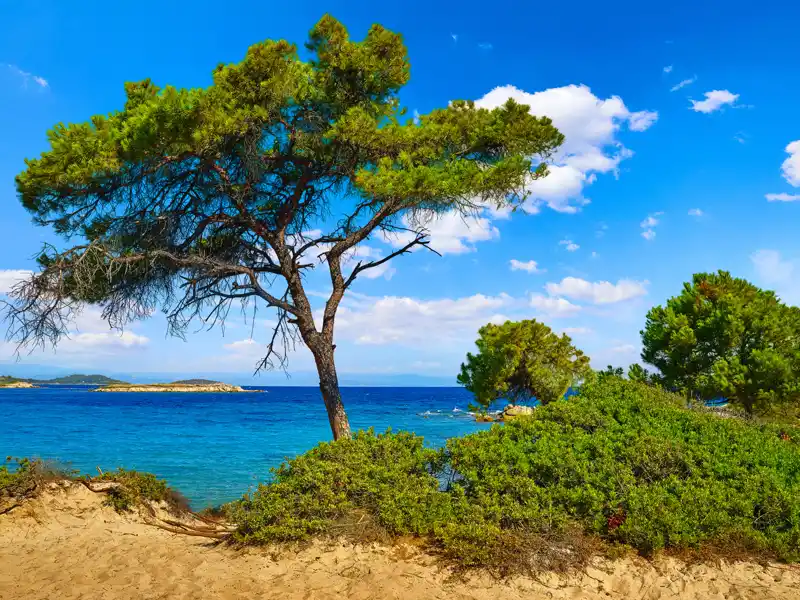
[0,364,457,387]
[1,374,126,385]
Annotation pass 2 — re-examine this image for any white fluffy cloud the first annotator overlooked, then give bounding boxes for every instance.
[690,90,739,113]
[629,111,659,132]
[779,140,800,187]
[545,277,648,304]
[383,212,499,255]
[509,259,543,273]
[0,269,32,294]
[66,330,148,349]
[663,65,673,74]
[559,239,580,252]
[765,141,800,202]
[530,294,581,317]
[0,280,149,358]
[475,84,657,214]
[333,293,513,346]
[57,306,150,352]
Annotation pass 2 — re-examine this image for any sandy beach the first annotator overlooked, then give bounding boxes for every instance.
[1,484,799,600]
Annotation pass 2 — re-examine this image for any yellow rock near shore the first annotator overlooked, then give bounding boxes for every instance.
[0,381,36,389]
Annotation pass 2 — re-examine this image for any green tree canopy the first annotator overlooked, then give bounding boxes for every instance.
[4,15,564,440]
[641,270,800,414]
[458,319,591,410]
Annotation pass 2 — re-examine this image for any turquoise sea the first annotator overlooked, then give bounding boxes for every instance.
[0,385,490,508]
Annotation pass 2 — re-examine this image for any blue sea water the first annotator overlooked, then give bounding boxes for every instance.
[0,385,490,508]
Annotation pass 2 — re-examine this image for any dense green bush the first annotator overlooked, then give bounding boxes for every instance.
[231,377,800,567]
[448,376,800,559]
[230,430,451,543]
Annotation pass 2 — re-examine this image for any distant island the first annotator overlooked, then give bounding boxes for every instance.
[0,374,253,392]
[95,381,254,393]
[0,376,35,389]
[1,374,126,386]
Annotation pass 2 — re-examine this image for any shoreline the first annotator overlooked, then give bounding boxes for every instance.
[0,382,36,389]
[94,383,257,393]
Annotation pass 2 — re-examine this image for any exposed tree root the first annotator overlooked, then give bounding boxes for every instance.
[143,519,231,539]
[0,502,22,515]
[76,478,233,539]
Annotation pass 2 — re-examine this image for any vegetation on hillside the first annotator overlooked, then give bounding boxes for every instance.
[458,319,591,412]
[41,374,126,385]
[0,458,72,513]
[5,14,565,440]
[231,377,800,571]
[91,468,185,512]
[1,374,125,385]
[641,271,800,414]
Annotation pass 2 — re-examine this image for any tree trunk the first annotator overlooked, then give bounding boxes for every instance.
[310,341,352,441]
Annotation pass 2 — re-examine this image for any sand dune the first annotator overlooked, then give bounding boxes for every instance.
[1,485,799,600]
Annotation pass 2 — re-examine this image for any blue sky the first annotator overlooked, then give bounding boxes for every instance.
[1,0,799,383]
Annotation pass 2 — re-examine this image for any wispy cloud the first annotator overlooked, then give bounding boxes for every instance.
[670,76,696,92]
[509,259,543,273]
[690,90,739,113]
[688,208,704,217]
[5,64,49,89]
[640,211,664,240]
[478,42,493,50]
[663,65,673,73]
[766,193,800,203]
[559,239,580,252]
[451,33,458,43]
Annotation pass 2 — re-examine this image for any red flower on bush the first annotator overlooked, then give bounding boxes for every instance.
[607,509,627,531]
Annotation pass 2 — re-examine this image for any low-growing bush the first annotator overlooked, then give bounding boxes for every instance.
[93,468,183,513]
[230,430,451,543]
[230,377,800,569]
[0,458,39,498]
[447,376,800,561]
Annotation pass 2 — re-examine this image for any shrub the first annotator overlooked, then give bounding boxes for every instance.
[446,376,800,560]
[230,430,450,543]
[231,378,800,568]
[0,458,38,498]
[93,468,178,512]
